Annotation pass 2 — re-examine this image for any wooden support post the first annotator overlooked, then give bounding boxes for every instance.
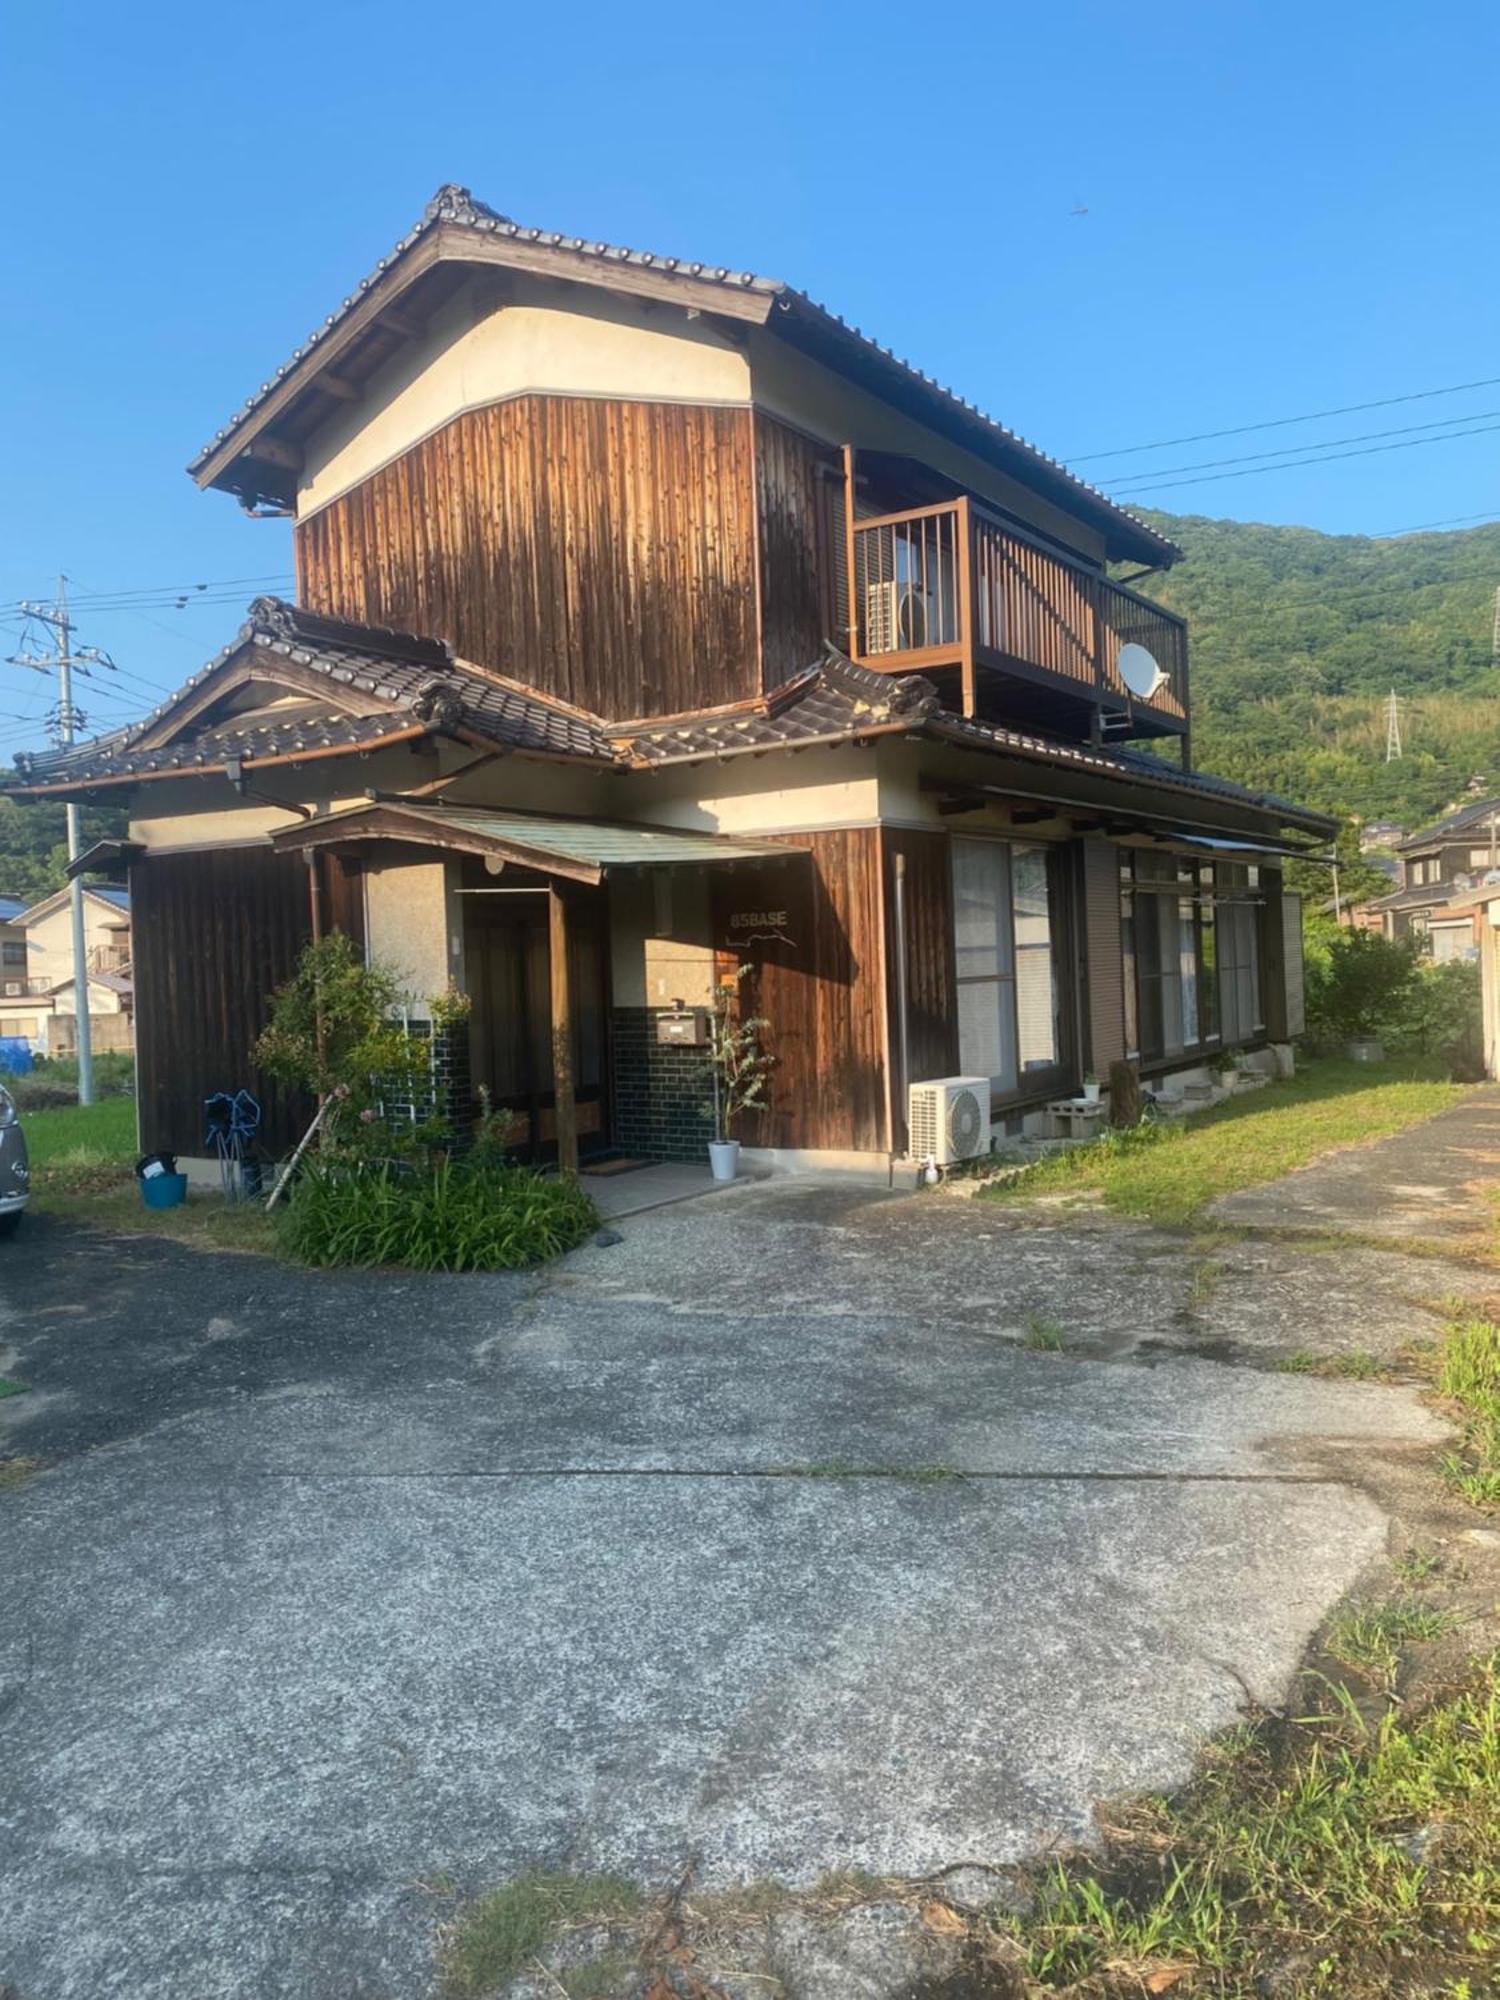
[956,496,976,717]
[842,443,860,657]
[548,884,578,1176]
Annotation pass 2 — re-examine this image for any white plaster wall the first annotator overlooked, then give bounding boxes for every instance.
[615,746,881,836]
[747,330,1110,566]
[300,276,752,516]
[609,872,714,1009]
[364,859,463,1015]
[23,897,127,989]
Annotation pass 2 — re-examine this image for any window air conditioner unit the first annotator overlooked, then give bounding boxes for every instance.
[865,580,928,654]
[908,1076,991,1167]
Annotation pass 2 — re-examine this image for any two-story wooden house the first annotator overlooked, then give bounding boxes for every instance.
[1361,796,1500,958]
[13,186,1333,1170]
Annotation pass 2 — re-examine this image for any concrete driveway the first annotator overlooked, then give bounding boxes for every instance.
[0,1157,1462,1999]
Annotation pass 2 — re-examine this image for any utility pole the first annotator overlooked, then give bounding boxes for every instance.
[1385,687,1403,763]
[1492,586,1500,669]
[8,578,100,1105]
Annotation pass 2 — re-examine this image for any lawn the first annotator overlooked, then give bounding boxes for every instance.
[984,1058,1466,1228]
[22,1093,137,1172]
[22,1095,276,1252]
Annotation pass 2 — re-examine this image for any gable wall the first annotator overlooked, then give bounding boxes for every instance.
[296,393,763,719]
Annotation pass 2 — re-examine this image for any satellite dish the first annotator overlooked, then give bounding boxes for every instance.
[1118,642,1166,701]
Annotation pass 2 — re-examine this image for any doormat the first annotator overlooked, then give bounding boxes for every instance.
[581,1156,654,1177]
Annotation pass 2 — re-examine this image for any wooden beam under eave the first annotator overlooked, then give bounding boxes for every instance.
[245,436,303,472]
[320,373,360,401]
[549,886,578,1176]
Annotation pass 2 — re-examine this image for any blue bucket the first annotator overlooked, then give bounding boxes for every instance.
[140,1171,188,1210]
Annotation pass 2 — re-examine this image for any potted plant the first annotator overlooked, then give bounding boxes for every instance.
[1081,1071,1102,1105]
[706,967,772,1181]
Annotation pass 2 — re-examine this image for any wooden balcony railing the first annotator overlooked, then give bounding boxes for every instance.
[848,496,1189,736]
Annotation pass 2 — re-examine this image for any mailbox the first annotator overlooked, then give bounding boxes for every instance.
[656,1009,709,1047]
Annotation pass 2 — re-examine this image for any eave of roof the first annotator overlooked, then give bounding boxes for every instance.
[187,184,1176,568]
[7,598,619,794]
[268,799,802,884]
[1398,797,1500,851]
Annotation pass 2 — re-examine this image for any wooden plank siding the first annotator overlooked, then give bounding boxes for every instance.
[713,829,888,1153]
[881,827,957,1150]
[753,413,840,687]
[131,848,316,1156]
[1080,838,1126,1077]
[296,394,762,719]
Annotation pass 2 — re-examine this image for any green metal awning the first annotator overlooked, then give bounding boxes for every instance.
[269,799,801,885]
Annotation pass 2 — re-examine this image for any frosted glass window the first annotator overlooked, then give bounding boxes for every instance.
[952,838,1061,1093]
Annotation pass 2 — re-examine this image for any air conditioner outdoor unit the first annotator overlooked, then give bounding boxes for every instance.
[865,580,928,655]
[908,1076,991,1167]
[2,983,21,998]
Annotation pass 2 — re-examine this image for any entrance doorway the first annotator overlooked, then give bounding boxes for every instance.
[463,879,610,1161]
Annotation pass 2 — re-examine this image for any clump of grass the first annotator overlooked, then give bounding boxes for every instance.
[1392,1546,1442,1585]
[439,1870,641,1998]
[1274,1348,1320,1373]
[0,1376,29,1399]
[1435,1310,1500,1510]
[1331,1347,1389,1380]
[1324,1597,1455,1686]
[1272,1347,1391,1381]
[1023,1313,1067,1352]
[0,1455,38,1492]
[1186,1257,1223,1309]
[277,1158,599,1272]
[999,1652,1500,1996]
[813,1866,886,1904]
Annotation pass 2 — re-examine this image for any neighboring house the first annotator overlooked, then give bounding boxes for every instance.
[1359,797,1500,959]
[1358,819,1406,853]
[0,885,134,1054]
[9,185,1332,1169]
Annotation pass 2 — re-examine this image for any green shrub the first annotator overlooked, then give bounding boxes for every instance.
[277,1157,599,1271]
[9,1076,79,1111]
[1305,928,1420,1043]
[28,1050,135,1098]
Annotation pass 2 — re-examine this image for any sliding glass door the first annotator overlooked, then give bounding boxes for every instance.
[953,836,1069,1100]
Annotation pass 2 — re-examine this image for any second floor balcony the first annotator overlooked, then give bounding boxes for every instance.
[847,496,1189,748]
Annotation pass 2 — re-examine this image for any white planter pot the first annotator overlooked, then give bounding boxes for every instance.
[1081,1081,1101,1105]
[708,1138,741,1182]
[1346,1037,1385,1065]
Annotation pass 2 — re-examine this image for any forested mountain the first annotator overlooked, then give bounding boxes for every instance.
[1136,512,1500,833]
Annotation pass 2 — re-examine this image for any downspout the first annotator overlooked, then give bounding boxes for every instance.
[893,850,910,1167]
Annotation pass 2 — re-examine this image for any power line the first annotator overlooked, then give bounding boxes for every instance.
[1375,508,1500,538]
[1071,373,1500,464]
[1,572,292,614]
[1110,417,1500,497]
[1106,409,1500,493]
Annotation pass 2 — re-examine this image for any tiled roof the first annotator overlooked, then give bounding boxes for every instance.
[620,651,1333,831]
[613,654,940,762]
[1397,796,1500,851]
[5,600,1327,834]
[188,184,1176,566]
[12,598,616,786]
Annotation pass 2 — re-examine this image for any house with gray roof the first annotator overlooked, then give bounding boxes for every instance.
[9,185,1332,1170]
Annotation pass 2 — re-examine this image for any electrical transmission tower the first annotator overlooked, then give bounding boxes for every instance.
[6,577,118,1106]
[1384,687,1404,763]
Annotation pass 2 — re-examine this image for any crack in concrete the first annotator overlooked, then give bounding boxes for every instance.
[235,1466,1351,1486]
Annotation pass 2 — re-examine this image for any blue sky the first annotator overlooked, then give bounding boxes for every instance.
[3,0,1498,754]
